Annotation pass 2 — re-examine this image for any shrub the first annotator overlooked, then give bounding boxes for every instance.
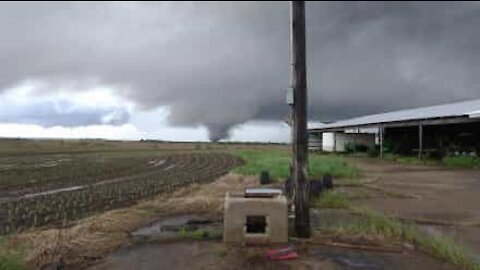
[367,146,379,157]
[442,156,480,168]
[0,255,25,270]
[345,143,369,153]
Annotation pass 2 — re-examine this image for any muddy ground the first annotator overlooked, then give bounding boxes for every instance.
[344,157,480,254]
[89,241,456,270]
[86,156,480,270]
[88,213,457,270]
[9,155,480,269]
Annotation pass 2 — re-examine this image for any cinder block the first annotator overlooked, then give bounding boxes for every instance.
[223,191,288,244]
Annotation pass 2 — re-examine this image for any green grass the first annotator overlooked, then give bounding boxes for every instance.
[176,228,223,240]
[312,190,350,209]
[321,208,480,270]
[396,156,429,164]
[347,189,373,200]
[382,154,440,166]
[383,154,480,169]
[346,152,370,158]
[233,150,358,180]
[443,156,480,169]
[215,247,229,257]
[0,237,26,270]
[311,184,479,269]
[0,255,25,270]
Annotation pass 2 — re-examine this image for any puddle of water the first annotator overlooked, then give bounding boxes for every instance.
[314,247,382,269]
[22,185,85,199]
[0,156,73,172]
[86,212,459,270]
[9,166,159,201]
[34,161,59,168]
[89,239,457,270]
[164,164,176,171]
[89,241,221,270]
[0,164,15,171]
[148,159,167,167]
[418,224,447,238]
[132,215,220,242]
[133,215,198,237]
[309,245,456,270]
[418,224,480,262]
[421,211,474,222]
[18,176,136,200]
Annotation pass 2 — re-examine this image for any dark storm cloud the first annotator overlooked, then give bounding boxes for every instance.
[1,2,480,140]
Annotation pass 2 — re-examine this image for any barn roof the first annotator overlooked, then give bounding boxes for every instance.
[309,98,480,131]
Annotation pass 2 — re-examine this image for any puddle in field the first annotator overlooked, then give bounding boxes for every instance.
[418,224,480,262]
[421,211,475,222]
[311,209,480,265]
[418,224,449,238]
[34,161,59,168]
[5,161,170,201]
[0,164,15,171]
[22,185,85,199]
[19,174,146,200]
[89,236,457,270]
[0,155,73,172]
[17,178,127,200]
[89,241,222,270]
[164,164,177,171]
[299,245,457,270]
[86,213,458,270]
[149,159,166,167]
[132,215,222,242]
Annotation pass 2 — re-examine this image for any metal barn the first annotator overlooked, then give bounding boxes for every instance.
[308,99,480,158]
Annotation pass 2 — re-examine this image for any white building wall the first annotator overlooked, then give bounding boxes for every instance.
[322,132,334,152]
[335,133,349,152]
[322,132,375,152]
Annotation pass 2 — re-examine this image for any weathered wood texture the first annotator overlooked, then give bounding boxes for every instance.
[290,1,310,238]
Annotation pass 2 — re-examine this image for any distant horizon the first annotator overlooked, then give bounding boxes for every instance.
[0,136,289,144]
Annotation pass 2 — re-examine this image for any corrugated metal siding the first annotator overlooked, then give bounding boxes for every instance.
[310,99,480,130]
[308,133,322,151]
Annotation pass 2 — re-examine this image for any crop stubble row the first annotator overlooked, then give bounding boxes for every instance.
[0,153,243,234]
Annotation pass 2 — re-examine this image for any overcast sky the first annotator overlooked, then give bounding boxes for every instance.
[1,1,480,142]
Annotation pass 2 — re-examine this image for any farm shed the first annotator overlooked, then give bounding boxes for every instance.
[308,99,480,158]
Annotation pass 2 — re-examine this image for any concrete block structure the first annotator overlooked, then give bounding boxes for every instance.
[223,190,288,244]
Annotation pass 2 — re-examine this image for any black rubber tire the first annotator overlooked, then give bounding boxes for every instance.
[309,179,323,197]
[323,174,333,190]
[260,170,271,185]
[284,177,293,198]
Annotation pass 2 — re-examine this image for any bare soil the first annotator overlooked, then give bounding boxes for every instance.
[344,157,480,254]
[11,173,258,269]
[7,154,478,270]
[86,161,467,270]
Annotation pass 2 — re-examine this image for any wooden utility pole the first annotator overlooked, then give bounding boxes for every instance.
[379,124,384,159]
[290,1,310,238]
[418,123,423,160]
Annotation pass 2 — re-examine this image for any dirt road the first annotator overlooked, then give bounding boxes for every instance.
[345,157,480,254]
